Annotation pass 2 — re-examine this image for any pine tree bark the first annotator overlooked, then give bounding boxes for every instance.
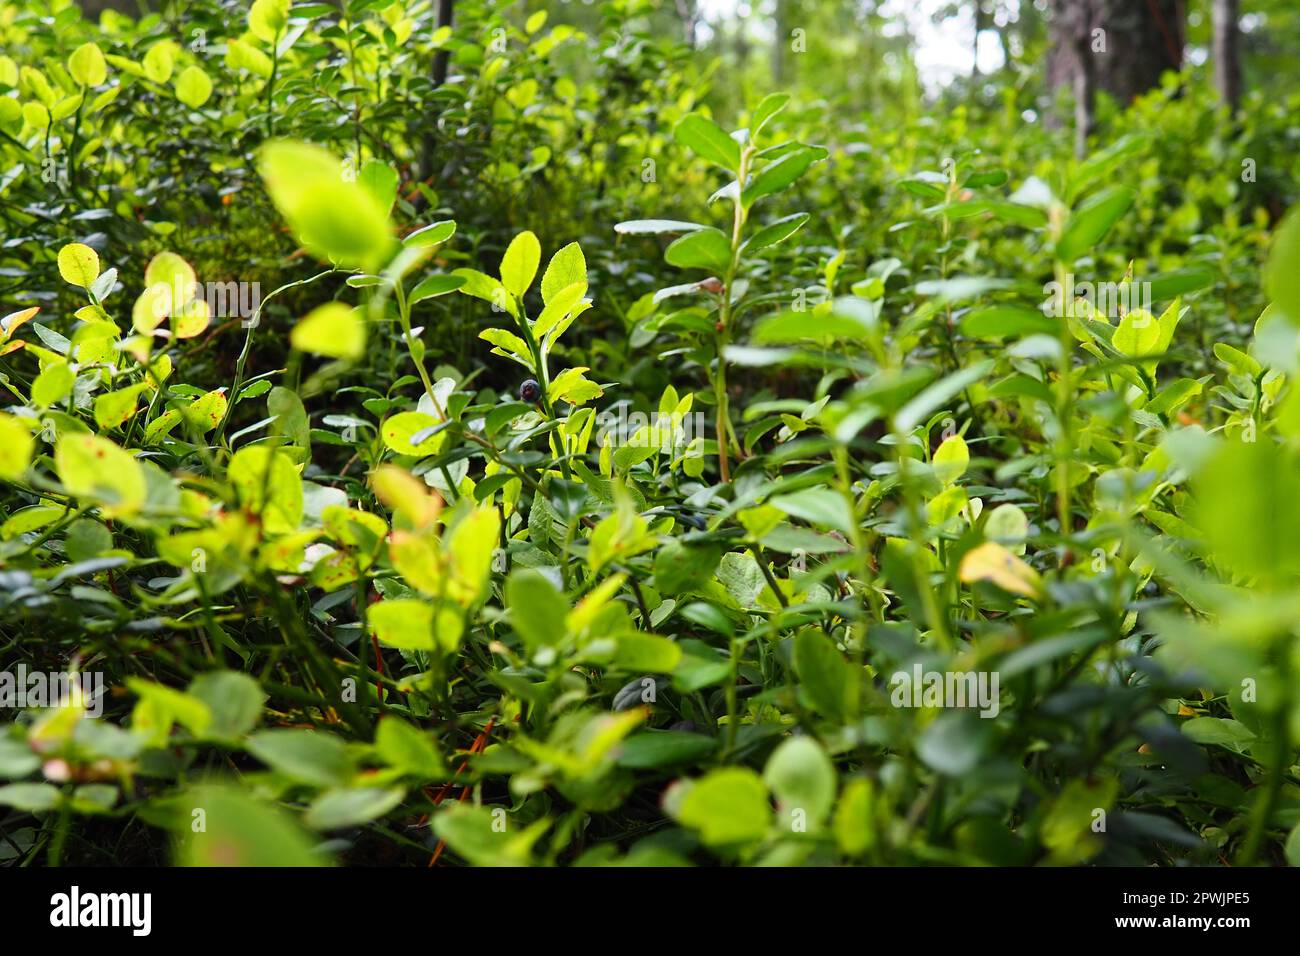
[1047,0,1184,154]
[1212,0,1242,109]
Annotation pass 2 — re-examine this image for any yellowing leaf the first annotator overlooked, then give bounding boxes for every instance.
[93,382,149,430]
[227,445,303,532]
[291,302,366,359]
[381,411,443,456]
[173,297,211,338]
[57,242,100,290]
[55,433,145,517]
[958,541,1042,599]
[0,413,35,480]
[371,464,442,529]
[389,529,443,595]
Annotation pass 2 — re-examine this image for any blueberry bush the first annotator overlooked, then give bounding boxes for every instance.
[2,0,1300,867]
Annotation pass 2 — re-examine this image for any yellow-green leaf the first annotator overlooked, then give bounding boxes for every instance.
[57,242,100,290]
[0,413,35,479]
[68,43,107,87]
[32,362,76,407]
[291,302,366,359]
[499,230,541,298]
[174,65,213,108]
[369,598,435,650]
[932,433,969,485]
[55,433,146,517]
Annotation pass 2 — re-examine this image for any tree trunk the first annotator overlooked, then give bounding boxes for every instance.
[674,0,699,48]
[431,0,453,88]
[1212,0,1242,110]
[417,0,454,185]
[773,0,789,86]
[1047,0,1183,153]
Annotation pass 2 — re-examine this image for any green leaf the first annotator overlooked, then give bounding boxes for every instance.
[375,717,444,777]
[403,220,457,248]
[188,671,265,741]
[769,486,853,535]
[0,782,60,812]
[1192,440,1300,584]
[932,434,969,485]
[32,362,75,407]
[750,92,790,139]
[616,730,717,769]
[358,159,399,213]
[451,268,515,316]
[1112,309,1160,357]
[674,113,740,171]
[793,628,856,721]
[245,729,353,787]
[742,144,827,206]
[652,539,723,595]
[534,282,588,345]
[743,212,809,253]
[540,241,587,304]
[764,736,836,829]
[142,42,176,83]
[409,273,466,304]
[0,738,40,778]
[174,65,213,108]
[610,632,682,672]
[895,360,993,433]
[1055,186,1136,263]
[93,383,148,430]
[961,305,1057,339]
[305,786,406,830]
[614,219,706,235]
[664,227,732,273]
[1265,206,1300,323]
[917,712,993,776]
[178,785,328,866]
[433,803,548,866]
[675,768,770,846]
[1181,716,1256,751]
[381,410,443,456]
[500,230,541,297]
[506,569,570,651]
